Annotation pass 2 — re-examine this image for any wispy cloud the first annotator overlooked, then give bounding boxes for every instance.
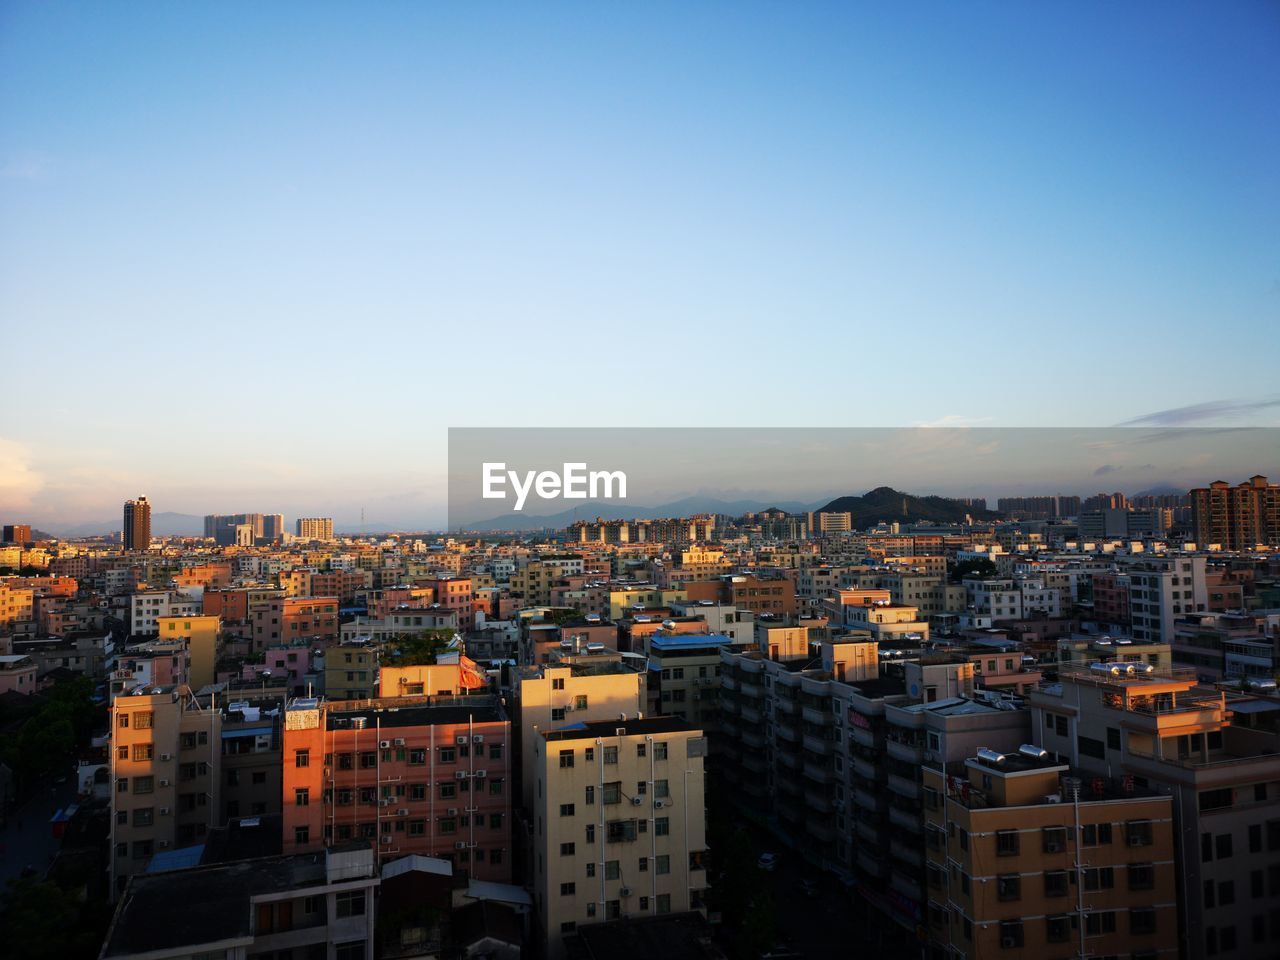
[1117,396,1280,427]
[1094,464,1122,476]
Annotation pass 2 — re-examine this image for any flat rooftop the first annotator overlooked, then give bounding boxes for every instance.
[543,716,693,743]
[102,852,335,956]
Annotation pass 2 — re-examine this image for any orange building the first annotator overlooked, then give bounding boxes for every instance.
[417,576,474,631]
[281,695,512,881]
[252,597,339,652]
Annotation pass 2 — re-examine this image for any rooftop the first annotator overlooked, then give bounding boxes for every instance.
[543,715,694,743]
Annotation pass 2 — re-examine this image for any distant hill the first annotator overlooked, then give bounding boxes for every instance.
[462,497,817,532]
[817,486,1000,526]
[41,511,205,539]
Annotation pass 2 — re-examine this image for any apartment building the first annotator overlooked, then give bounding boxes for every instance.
[1029,663,1280,959]
[252,596,340,651]
[156,613,220,691]
[530,716,708,959]
[129,589,201,637]
[324,642,378,700]
[1191,475,1280,550]
[296,517,335,540]
[646,633,731,729]
[222,700,283,823]
[1124,556,1208,644]
[684,574,797,618]
[922,749,1178,959]
[101,844,379,960]
[1172,611,1280,683]
[515,658,648,816]
[281,695,513,880]
[109,685,222,893]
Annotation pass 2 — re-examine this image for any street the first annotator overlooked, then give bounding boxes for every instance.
[0,773,81,886]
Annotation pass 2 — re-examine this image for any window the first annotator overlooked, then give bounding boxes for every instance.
[560,842,575,856]
[995,830,1019,856]
[996,875,1020,901]
[1129,863,1155,890]
[336,891,366,918]
[552,678,565,690]
[1127,819,1154,847]
[294,750,310,768]
[408,749,426,765]
[1042,826,1066,852]
[1215,833,1233,859]
[118,714,129,728]
[1131,908,1156,935]
[335,942,365,960]
[585,824,595,843]
[1085,912,1116,935]
[439,746,456,763]
[560,803,575,817]
[999,920,1024,948]
[603,782,621,805]
[1044,871,1069,898]
[133,808,154,827]
[551,708,566,722]
[604,746,618,765]
[655,817,669,836]
[585,785,595,804]
[295,826,310,844]
[1083,867,1114,891]
[637,743,647,757]
[654,779,669,799]
[1107,727,1121,751]
[132,744,153,762]
[1082,822,1112,846]
[560,882,576,896]
[295,788,310,806]
[559,750,575,768]
[639,856,648,872]
[489,743,503,760]
[133,776,154,795]
[575,695,588,710]
[1218,880,1235,906]
[605,860,620,880]
[1046,915,1071,943]
[657,893,671,914]
[135,712,154,729]
[1078,735,1105,759]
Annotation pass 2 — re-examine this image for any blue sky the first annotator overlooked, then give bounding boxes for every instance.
[2,3,1278,527]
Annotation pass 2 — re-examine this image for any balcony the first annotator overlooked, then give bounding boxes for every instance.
[886,737,924,764]
[739,678,764,699]
[718,697,739,715]
[802,704,832,726]
[888,805,920,831]
[743,753,768,774]
[804,788,834,812]
[776,775,803,796]
[851,755,877,780]
[802,761,835,784]
[739,703,762,724]
[848,724,879,748]
[853,786,884,812]
[887,772,920,800]
[741,728,765,749]
[805,819,837,842]
[889,836,923,865]
[802,733,834,755]
[857,848,888,878]
[721,674,738,692]
[774,719,800,743]
[855,817,881,844]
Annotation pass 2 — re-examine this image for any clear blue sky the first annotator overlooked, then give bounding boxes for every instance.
[2,3,1278,528]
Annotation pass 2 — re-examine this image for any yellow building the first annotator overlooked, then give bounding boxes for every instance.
[157,614,221,691]
[531,716,708,958]
[378,662,463,698]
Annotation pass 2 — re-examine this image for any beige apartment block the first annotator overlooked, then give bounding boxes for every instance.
[530,716,708,959]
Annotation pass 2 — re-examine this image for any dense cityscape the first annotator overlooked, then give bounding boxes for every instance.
[0,474,1277,959]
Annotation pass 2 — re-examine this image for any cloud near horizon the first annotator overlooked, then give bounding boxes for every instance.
[1118,396,1280,428]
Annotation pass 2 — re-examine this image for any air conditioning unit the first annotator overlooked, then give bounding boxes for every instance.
[159,779,170,787]
[631,796,643,806]
[380,835,393,844]
[159,753,172,762]
[379,798,392,807]
[619,887,632,897]
[455,770,468,780]
[1001,937,1017,949]
[397,809,409,817]
[379,740,391,749]
[158,840,170,848]
[393,738,406,747]
[1045,841,1063,852]
[654,800,666,808]
[455,841,468,850]
[474,769,487,779]
[456,736,468,745]
[473,735,484,744]
[159,807,170,815]
[447,807,459,816]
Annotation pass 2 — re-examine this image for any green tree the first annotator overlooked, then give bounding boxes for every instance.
[1,879,108,960]
[951,557,997,581]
